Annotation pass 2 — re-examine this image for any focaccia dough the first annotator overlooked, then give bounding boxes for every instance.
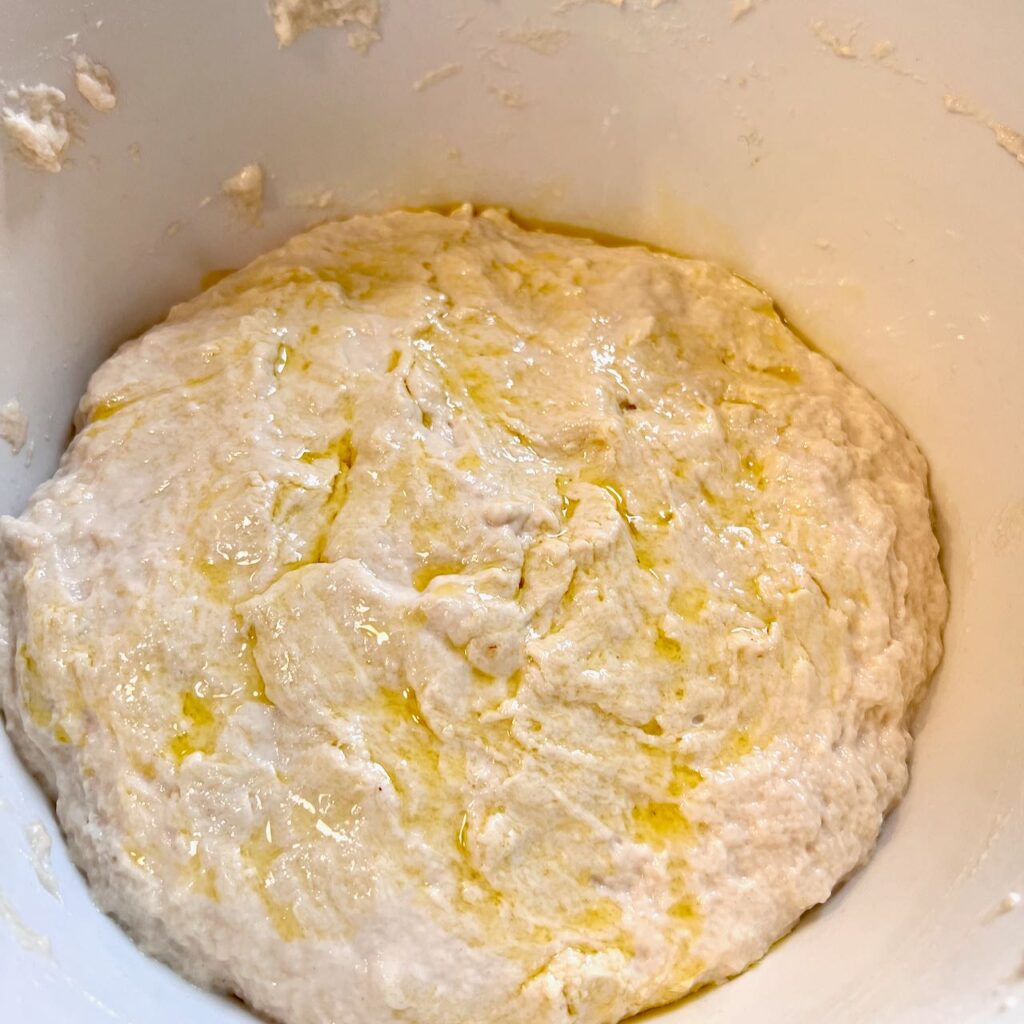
[0,208,946,1024]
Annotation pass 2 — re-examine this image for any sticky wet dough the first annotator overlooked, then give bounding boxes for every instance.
[0,207,946,1024]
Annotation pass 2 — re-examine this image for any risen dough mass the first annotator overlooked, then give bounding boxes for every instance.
[0,208,946,1024]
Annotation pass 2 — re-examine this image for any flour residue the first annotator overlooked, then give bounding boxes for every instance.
[1,85,71,173]
[809,13,1020,152]
[554,0,623,11]
[992,504,1024,552]
[731,0,755,22]
[991,123,1024,165]
[996,892,1022,916]
[810,22,924,82]
[0,890,50,956]
[554,0,673,10]
[482,47,515,72]
[413,63,463,92]
[738,126,764,166]
[944,94,1024,169]
[944,93,975,116]
[25,822,60,900]
[269,0,381,53]
[73,54,117,112]
[289,186,342,210]
[500,23,570,55]
[0,399,28,454]
[490,85,527,109]
[812,20,856,58]
[222,162,265,224]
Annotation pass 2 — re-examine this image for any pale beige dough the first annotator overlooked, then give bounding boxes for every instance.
[0,208,946,1024]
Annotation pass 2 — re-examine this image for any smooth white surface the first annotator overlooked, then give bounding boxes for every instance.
[0,1,1021,1022]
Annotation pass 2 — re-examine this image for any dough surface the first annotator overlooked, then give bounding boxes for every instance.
[0,208,946,1024]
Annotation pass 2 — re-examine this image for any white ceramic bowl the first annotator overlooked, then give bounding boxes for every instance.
[2,1,1023,1021]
